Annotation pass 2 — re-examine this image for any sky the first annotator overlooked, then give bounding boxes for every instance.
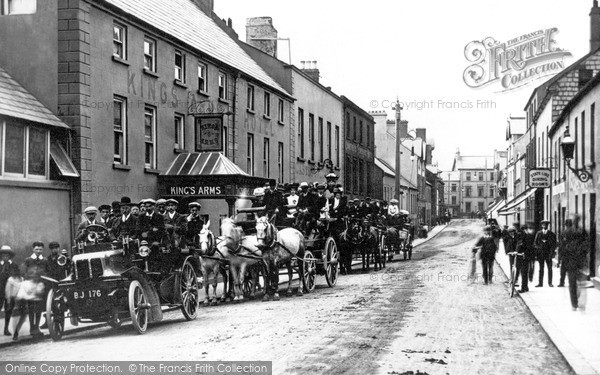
[215,0,593,171]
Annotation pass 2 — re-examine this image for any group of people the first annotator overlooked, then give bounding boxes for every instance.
[0,241,71,341]
[247,174,410,236]
[75,196,207,251]
[473,215,589,310]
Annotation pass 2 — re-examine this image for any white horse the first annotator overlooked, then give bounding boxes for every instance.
[255,216,305,301]
[218,218,263,302]
[197,221,229,306]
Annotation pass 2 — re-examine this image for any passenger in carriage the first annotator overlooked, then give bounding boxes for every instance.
[156,199,168,216]
[137,199,166,245]
[75,206,99,242]
[295,182,316,233]
[164,199,187,248]
[263,179,286,225]
[185,202,204,247]
[314,183,329,217]
[98,205,112,227]
[325,173,338,200]
[110,200,120,223]
[286,183,300,219]
[112,196,138,240]
[130,202,141,218]
[328,187,347,219]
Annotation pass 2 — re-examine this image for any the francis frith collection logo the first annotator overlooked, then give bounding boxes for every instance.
[463,28,572,92]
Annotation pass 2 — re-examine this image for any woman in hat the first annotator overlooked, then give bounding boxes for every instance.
[1,245,19,336]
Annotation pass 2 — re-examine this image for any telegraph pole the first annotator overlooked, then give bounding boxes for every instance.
[394,99,403,205]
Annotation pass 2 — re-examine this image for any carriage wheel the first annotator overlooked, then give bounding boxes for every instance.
[180,260,199,321]
[303,251,317,293]
[379,235,387,268]
[243,270,256,298]
[46,289,65,341]
[128,280,149,334]
[325,237,339,288]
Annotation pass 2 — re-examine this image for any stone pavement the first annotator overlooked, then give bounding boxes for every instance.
[496,242,600,375]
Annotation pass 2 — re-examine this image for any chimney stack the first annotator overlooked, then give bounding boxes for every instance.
[591,0,600,51]
[416,128,427,142]
[302,60,320,83]
[246,17,278,58]
[398,120,408,139]
[192,0,214,15]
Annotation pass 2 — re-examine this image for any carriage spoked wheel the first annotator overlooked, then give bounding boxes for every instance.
[303,250,317,293]
[180,259,199,321]
[243,273,255,298]
[46,289,65,341]
[128,280,149,334]
[324,237,339,288]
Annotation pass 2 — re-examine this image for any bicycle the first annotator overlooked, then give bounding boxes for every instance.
[506,251,525,297]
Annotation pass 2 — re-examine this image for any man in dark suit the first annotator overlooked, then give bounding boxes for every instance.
[313,184,328,216]
[1,245,19,336]
[263,180,286,224]
[185,202,204,247]
[98,204,113,227]
[534,220,557,287]
[138,199,165,244]
[164,199,187,248]
[112,196,138,240]
[557,216,588,309]
[328,187,347,219]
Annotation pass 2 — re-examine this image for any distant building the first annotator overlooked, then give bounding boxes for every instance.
[450,150,496,218]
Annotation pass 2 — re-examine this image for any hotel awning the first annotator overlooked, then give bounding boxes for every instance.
[486,199,505,214]
[50,139,79,177]
[498,188,537,214]
[158,152,268,200]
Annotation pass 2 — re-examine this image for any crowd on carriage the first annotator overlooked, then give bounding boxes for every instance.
[244,173,416,237]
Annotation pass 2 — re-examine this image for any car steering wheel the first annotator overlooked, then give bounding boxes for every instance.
[84,224,110,242]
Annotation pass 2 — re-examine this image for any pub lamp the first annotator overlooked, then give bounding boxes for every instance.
[560,125,590,182]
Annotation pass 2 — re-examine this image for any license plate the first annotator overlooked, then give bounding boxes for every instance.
[73,289,103,300]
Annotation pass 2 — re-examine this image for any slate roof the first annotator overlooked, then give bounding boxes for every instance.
[0,67,69,129]
[453,156,494,170]
[103,0,291,97]
[163,152,248,176]
[375,158,417,189]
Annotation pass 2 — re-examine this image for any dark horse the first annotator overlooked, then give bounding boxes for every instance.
[339,218,380,272]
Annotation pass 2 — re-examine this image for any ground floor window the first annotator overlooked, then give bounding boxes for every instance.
[0,120,48,179]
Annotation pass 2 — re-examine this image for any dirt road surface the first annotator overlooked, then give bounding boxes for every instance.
[0,220,573,375]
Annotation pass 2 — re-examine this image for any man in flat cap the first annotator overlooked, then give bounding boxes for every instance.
[76,206,99,242]
[1,245,19,336]
[164,199,187,248]
[156,199,167,216]
[112,196,138,240]
[534,220,557,287]
[138,199,166,246]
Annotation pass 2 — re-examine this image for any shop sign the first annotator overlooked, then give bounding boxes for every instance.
[529,169,551,188]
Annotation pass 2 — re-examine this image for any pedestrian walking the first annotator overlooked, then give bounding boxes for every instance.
[557,216,588,310]
[23,242,47,338]
[1,245,19,336]
[473,226,498,284]
[514,224,531,293]
[534,220,557,287]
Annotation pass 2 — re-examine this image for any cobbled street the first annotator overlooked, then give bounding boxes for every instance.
[0,220,573,375]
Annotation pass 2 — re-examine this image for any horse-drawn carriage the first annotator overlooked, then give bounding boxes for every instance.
[382,211,414,261]
[44,224,200,341]
[302,217,340,291]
